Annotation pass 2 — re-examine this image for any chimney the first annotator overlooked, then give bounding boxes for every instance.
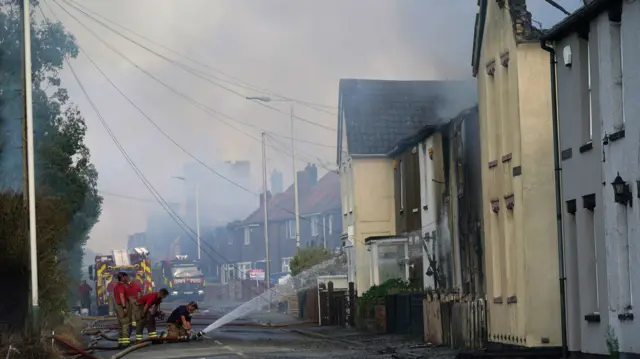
[296,163,318,194]
[259,191,272,208]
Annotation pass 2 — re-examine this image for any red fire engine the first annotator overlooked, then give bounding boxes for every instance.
[88,248,153,316]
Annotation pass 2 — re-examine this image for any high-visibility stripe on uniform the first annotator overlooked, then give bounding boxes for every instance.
[149,332,157,338]
[131,321,137,326]
[136,335,143,341]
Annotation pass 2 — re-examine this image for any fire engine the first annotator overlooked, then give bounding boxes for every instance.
[158,255,205,301]
[88,248,153,316]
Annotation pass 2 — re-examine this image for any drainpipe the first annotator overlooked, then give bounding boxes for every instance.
[541,39,568,359]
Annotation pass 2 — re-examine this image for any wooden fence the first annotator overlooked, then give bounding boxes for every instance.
[424,296,486,349]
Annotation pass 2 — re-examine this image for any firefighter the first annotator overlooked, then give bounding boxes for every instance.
[134,288,169,342]
[77,280,92,313]
[107,276,117,316]
[126,277,143,333]
[165,301,198,339]
[113,272,131,347]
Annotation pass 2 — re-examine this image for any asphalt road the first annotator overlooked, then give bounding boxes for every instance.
[85,304,453,358]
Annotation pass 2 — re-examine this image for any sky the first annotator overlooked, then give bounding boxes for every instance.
[32,0,583,253]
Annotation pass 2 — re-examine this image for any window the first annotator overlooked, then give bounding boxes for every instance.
[244,227,251,245]
[236,262,251,280]
[228,233,233,245]
[587,42,593,140]
[399,160,405,211]
[343,194,348,215]
[311,216,319,236]
[328,214,333,234]
[282,257,292,273]
[287,220,295,239]
[422,143,429,208]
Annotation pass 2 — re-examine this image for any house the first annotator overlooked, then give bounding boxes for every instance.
[472,0,561,349]
[336,79,476,293]
[541,0,639,356]
[376,106,483,297]
[220,165,342,284]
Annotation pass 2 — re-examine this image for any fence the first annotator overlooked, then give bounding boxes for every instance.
[385,293,425,337]
[424,295,486,349]
[298,282,356,327]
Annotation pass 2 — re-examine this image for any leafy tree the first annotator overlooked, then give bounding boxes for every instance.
[0,0,102,322]
[289,247,333,277]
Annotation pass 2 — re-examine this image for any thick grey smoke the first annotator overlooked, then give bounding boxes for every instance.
[30,0,582,253]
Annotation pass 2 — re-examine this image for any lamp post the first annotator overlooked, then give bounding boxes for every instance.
[173,176,201,259]
[246,96,301,249]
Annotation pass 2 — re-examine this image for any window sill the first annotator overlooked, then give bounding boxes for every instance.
[579,141,593,153]
[584,313,600,323]
[618,312,634,321]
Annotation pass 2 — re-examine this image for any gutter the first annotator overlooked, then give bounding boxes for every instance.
[540,40,568,359]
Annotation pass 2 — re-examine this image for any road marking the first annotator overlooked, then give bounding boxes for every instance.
[223,345,245,357]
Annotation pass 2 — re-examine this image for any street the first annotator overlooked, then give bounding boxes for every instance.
[80,304,452,359]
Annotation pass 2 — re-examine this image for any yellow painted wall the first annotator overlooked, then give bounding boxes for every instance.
[477,0,560,347]
[350,157,396,293]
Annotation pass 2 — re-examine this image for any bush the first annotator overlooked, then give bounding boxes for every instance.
[0,193,72,332]
[289,247,333,277]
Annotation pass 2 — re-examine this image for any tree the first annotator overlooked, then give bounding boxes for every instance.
[0,0,102,327]
[289,247,333,277]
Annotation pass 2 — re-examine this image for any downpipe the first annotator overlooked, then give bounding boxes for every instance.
[540,39,568,359]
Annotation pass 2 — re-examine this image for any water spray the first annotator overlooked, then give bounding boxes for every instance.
[189,256,344,340]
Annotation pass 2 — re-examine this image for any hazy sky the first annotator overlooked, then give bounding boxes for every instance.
[35,0,582,253]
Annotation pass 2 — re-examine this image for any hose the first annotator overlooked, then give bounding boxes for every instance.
[52,336,100,359]
[110,342,151,359]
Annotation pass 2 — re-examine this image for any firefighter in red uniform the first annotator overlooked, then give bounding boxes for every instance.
[107,277,117,316]
[126,277,143,337]
[77,280,92,313]
[135,288,169,342]
[113,272,131,347]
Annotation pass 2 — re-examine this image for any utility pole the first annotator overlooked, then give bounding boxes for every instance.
[290,104,301,249]
[21,0,40,325]
[261,132,271,309]
[195,183,201,260]
[245,96,300,250]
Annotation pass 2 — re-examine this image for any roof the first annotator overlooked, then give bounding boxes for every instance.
[541,0,620,42]
[472,0,544,77]
[386,105,479,157]
[337,79,476,159]
[240,172,340,225]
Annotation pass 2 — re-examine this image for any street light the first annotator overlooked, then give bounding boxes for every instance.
[172,176,201,259]
[246,96,301,250]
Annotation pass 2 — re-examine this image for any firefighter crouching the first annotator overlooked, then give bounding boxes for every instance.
[134,288,169,342]
[126,277,143,330]
[165,301,198,339]
[113,272,131,347]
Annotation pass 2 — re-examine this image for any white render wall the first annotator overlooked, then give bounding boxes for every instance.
[558,2,640,354]
[418,133,446,290]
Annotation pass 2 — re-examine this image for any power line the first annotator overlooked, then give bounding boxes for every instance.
[60,0,337,132]
[63,0,338,114]
[61,37,288,301]
[52,0,336,156]
[98,190,157,203]
[43,0,339,243]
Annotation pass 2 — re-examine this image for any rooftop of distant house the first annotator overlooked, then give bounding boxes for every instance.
[238,164,340,225]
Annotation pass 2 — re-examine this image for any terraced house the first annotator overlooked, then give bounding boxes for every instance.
[336,79,476,293]
[471,0,561,349]
[542,0,640,357]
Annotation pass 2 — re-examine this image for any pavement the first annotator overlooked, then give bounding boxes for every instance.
[77,303,459,359]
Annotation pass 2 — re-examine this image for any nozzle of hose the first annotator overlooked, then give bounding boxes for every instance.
[191,331,204,340]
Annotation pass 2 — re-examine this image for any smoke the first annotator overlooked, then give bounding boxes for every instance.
[19,0,582,253]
